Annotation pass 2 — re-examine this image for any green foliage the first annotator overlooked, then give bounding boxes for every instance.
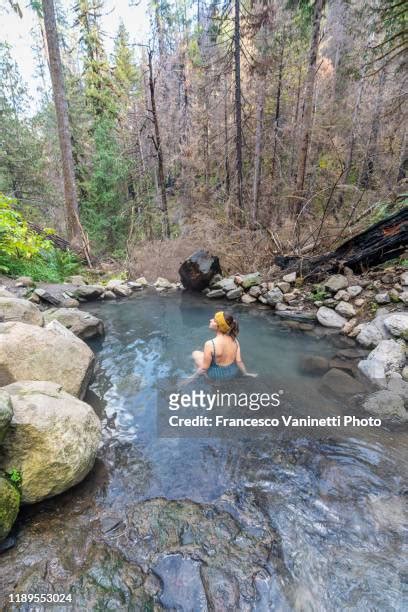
[400,259,408,268]
[308,284,329,301]
[6,469,22,492]
[0,193,80,281]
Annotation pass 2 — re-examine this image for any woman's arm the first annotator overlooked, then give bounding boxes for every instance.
[236,341,257,377]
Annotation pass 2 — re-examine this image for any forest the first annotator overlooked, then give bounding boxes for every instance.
[0,0,407,280]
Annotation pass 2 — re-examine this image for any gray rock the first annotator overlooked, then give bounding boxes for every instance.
[387,372,408,401]
[135,276,148,286]
[402,366,408,382]
[335,301,356,318]
[212,277,237,292]
[207,289,225,299]
[258,295,268,304]
[106,279,126,290]
[66,275,86,286]
[400,271,408,286]
[347,285,363,297]
[154,277,173,289]
[375,292,390,304]
[127,281,143,291]
[274,310,316,322]
[0,475,20,542]
[249,285,262,297]
[316,306,347,328]
[277,281,291,293]
[43,308,104,339]
[102,290,116,299]
[0,390,13,444]
[226,288,243,300]
[354,298,365,307]
[389,289,400,302]
[383,312,408,339]
[0,321,94,399]
[358,339,406,387]
[320,369,366,396]
[363,390,406,421]
[73,285,104,301]
[34,287,61,305]
[283,292,297,304]
[324,275,348,292]
[356,320,388,348]
[343,318,358,335]
[15,276,34,287]
[282,272,296,283]
[334,290,350,301]
[265,287,283,305]
[399,291,408,304]
[0,381,101,503]
[112,284,132,297]
[241,293,257,304]
[60,297,80,308]
[0,297,43,326]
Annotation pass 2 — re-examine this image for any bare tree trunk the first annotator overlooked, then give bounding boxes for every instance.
[234,0,244,221]
[224,78,230,199]
[252,77,265,225]
[397,127,407,182]
[148,49,170,239]
[294,0,325,216]
[359,69,387,189]
[42,0,84,249]
[289,65,302,179]
[271,39,285,181]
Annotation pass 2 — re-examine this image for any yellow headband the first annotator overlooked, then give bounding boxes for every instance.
[214,311,230,333]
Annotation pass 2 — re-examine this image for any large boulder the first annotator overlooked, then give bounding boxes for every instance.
[43,308,104,339]
[179,250,222,291]
[0,321,94,399]
[0,297,43,326]
[73,285,104,301]
[0,390,13,444]
[316,306,347,328]
[383,312,408,339]
[0,381,101,504]
[0,475,20,541]
[265,287,283,306]
[358,339,406,387]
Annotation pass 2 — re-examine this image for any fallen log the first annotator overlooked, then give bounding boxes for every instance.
[27,221,87,261]
[275,207,408,279]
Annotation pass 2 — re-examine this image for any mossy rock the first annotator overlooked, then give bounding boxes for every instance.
[0,475,20,541]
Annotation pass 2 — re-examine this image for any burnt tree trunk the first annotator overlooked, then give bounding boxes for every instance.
[275,208,408,279]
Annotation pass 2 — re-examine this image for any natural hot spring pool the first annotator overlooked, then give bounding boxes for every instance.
[0,291,407,610]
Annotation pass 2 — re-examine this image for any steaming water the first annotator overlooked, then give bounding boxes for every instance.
[0,291,406,611]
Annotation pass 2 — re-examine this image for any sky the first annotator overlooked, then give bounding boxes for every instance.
[1,0,150,113]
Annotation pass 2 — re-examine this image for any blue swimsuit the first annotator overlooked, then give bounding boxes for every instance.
[207,339,240,381]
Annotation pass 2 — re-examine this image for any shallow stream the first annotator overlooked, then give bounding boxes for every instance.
[0,292,407,611]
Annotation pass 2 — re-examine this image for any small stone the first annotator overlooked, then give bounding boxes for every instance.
[241,293,257,304]
[60,298,80,308]
[283,292,297,304]
[323,298,338,307]
[316,306,347,328]
[207,289,224,299]
[324,275,348,292]
[212,277,237,292]
[15,276,34,287]
[249,285,262,298]
[277,281,291,293]
[127,282,143,291]
[28,293,41,304]
[381,273,394,285]
[347,285,363,298]
[265,287,283,305]
[267,281,275,291]
[354,298,365,307]
[112,284,132,297]
[399,291,408,304]
[34,287,61,305]
[314,301,323,307]
[258,295,268,304]
[335,301,356,318]
[226,288,243,300]
[342,318,358,334]
[135,276,148,286]
[73,285,104,301]
[375,292,390,304]
[356,322,387,348]
[334,290,350,301]
[154,277,173,289]
[400,271,408,286]
[66,275,86,286]
[282,272,296,284]
[401,366,408,382]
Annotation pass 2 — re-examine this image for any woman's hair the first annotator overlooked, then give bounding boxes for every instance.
[224,312,239,339]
